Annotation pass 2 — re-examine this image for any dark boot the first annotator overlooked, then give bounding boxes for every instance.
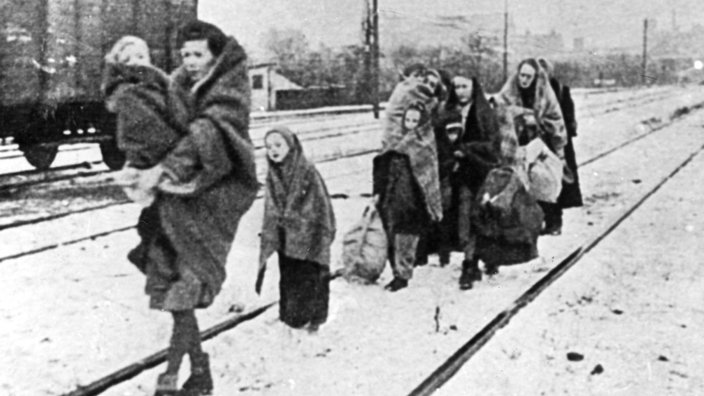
[459,259,481,290]
[384,277,408,292]
[439,250,450,267]
[540,202,563,236]
[180,353,213,396]
[154,373,178,396]
[485,262,499,276]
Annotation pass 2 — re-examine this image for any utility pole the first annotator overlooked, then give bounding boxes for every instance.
[503,0,508,82]
[363,0,373,109]
[642,18,648,84]
[371,0,380,119]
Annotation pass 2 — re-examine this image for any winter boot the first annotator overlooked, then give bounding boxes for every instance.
[180,352,213,396]
[439,250,450,267]
[384,277,408,292]
[485,262,499,276]
[154,373,179,396]
[459,259,481,290]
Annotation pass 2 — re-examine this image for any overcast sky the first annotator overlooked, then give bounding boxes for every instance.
[199,0,704,58]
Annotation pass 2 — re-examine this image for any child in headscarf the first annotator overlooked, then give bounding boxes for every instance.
[257,126,336,332]
[374,100,441,291]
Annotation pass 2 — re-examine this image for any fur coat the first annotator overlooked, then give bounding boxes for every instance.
[130,38,258,310]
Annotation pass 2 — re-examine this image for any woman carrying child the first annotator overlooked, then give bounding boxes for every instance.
[105,20,258,396]
[257,126,336,331]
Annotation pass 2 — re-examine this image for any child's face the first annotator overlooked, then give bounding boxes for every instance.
[265,133,290,163]
[447,128,461,143]
[404,109,421,130]
[121,43,151,66]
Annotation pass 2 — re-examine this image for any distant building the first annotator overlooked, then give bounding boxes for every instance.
[248,63,302,111]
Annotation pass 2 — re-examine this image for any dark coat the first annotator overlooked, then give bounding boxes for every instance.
[132,38,258,311]
[549,78,583,208]
[373,152,429,235]
[471,166,543,266]
[427,78,503,253]
[437,77,502,193]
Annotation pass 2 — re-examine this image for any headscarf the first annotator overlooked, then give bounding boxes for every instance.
[497,58,566,153]
[380,79,443,221]
[259,126,336,270]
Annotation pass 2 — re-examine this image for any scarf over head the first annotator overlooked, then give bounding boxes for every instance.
[381,79,443,222]
[259,126,336,270]
[497,58,566,153]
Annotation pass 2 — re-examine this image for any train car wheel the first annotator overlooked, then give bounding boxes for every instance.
[22,145,58,170]
[100,141,126,170]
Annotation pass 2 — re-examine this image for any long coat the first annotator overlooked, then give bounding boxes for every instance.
[431,78,503,252]
[131,38,258,311]
[548,78,583,208]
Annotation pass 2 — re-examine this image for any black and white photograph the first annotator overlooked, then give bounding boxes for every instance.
[1,0,703,395]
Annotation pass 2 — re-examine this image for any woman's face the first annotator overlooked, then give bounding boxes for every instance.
[265,132,290,163]
[453,77,473,104]
[518,63,536,89]
[180,39,215,82]
[403,109,421,130]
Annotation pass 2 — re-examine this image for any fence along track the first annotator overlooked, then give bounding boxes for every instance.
[57,103,704,396]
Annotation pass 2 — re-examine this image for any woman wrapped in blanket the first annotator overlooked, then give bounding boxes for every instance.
[257,126,336,332]
[107,21,258,396]
[496,58,567,157]
[374,69,443,292]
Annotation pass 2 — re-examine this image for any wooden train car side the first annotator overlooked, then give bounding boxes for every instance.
[0,0,197,169]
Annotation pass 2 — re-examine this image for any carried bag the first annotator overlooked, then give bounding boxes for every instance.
[524,138,563,203]
[340,201,388,284]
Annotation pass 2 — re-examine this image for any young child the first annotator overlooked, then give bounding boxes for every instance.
[257,126,336,332]
[374,101,440,291]
[433,110,464,265]
[102,35,192,205]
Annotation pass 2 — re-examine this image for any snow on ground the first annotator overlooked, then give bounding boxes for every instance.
[1,86,704,395]
[437,126,704,396]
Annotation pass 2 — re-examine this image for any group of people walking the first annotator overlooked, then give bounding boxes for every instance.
[104,18,582,395]
[375,58,583,292]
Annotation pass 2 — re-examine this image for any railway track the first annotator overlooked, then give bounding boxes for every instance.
[0,87,695,395]
[0,86,686,198]
[0,89,701,237]
[0,85,680,185]
[58,102,704,396]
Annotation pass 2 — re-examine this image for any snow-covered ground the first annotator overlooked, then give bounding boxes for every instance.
[1,85,704,395]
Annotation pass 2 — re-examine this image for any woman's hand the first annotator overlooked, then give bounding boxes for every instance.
[137,163,165,192]
[522,112,537,126]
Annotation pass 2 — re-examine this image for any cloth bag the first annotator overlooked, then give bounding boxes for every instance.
[524,138,563,203]
[340,201,388,284]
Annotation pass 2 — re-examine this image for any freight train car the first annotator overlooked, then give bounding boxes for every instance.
[0,0,197,169]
